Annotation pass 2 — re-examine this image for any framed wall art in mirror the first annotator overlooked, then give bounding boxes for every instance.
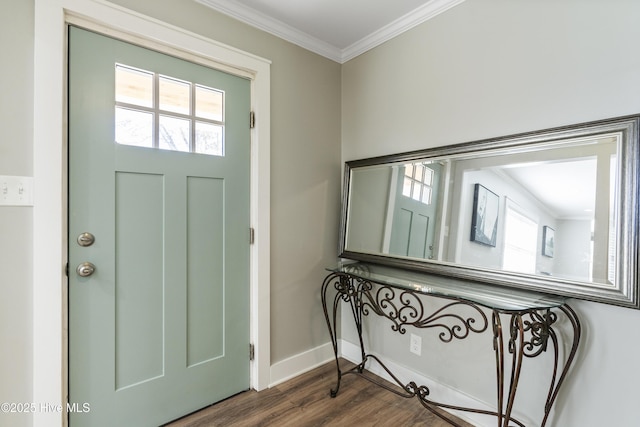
[339,115,640,309]
[470,183,499,247]
[543,226,555,258]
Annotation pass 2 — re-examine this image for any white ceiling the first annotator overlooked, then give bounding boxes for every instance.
[502,159,598,219]
[196,0,465,63]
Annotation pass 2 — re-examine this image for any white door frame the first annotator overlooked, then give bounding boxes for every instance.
[34,1,271,425]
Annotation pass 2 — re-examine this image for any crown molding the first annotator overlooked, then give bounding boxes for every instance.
[196,0,343,62]
[341,0,466,62]
[197,0,466,64]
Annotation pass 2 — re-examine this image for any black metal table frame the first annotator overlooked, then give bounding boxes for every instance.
[321,271,581,427]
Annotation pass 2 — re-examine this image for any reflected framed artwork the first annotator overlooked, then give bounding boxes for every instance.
[470,184,499,247]
[543,226,555,257]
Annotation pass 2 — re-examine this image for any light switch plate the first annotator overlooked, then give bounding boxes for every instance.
[0,175,34,206]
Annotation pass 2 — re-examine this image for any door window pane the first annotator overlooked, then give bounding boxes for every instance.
[115,107,153,148]
[421,187,432,204]
[402,176,412,197]
[414,164,425,183]
[411,182,421,201]
[196,86,223,121]
[159,115,190,152]
[402,163,435,205]
[159,76,190,115]
[195,122,224,156]
[116,65,153,108]
[115,64,226,156]
[423,168,434,186]
[404,164,414,179]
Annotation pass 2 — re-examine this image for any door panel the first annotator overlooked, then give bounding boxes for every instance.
[389,208,412,255]
[407,213,430,258]
[186,176,225,366]
[115,171,165,390]
[68,26,250,426]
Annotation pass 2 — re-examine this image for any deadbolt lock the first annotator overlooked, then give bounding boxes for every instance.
[77,232,95,247]
[76,262,96,277]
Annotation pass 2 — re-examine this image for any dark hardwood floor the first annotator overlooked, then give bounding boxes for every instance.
[166,359,474,427]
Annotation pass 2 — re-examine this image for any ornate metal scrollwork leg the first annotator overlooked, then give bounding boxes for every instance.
[505,314,526,427]
[493,312,506,426]
[540,304,581,427]
[321,272,354,397]
[492,306,581,427]
[322,272,378,397]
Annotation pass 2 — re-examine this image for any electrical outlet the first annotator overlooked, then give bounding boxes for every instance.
[410,333,422,356]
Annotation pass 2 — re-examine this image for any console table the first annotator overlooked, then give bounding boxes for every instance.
[321,262,581,427]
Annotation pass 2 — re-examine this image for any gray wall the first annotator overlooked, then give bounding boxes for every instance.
[346,166,392,254]
[555,219,592,280]
[342,0,640,425]
[0,2,34,427]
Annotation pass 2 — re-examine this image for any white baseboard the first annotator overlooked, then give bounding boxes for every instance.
[340,339,497,427]
[269,341,336,387]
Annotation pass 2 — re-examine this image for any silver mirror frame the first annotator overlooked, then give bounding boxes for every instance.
[339,115,640,309]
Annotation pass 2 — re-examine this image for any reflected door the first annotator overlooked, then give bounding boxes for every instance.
[68,27,250,426]
[389,163,442,258]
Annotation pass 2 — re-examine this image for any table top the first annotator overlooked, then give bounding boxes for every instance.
[326,261,567,311]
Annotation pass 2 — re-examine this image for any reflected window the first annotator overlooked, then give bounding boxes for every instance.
[503,202,538,274]
[402,163,434,205]
[607,153,617,284]
[115,64,225,156]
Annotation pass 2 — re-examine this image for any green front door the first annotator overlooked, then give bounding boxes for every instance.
[68,26,251,426]
[389,162,442,259]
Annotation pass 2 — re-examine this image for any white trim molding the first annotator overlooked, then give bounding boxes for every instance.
[197,0,466,63]
[269,342,336,387]
[33,1,271,425]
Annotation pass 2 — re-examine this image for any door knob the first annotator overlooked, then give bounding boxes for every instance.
[76,262,96,277]
[77,232,95,247]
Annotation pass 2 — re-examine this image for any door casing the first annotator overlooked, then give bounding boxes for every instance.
[33,3,271,426]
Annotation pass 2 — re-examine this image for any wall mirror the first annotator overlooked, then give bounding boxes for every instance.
[340,115,640,309]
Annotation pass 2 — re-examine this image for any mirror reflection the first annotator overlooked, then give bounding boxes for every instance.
[344,129,626,290]
[342,115,640,308]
